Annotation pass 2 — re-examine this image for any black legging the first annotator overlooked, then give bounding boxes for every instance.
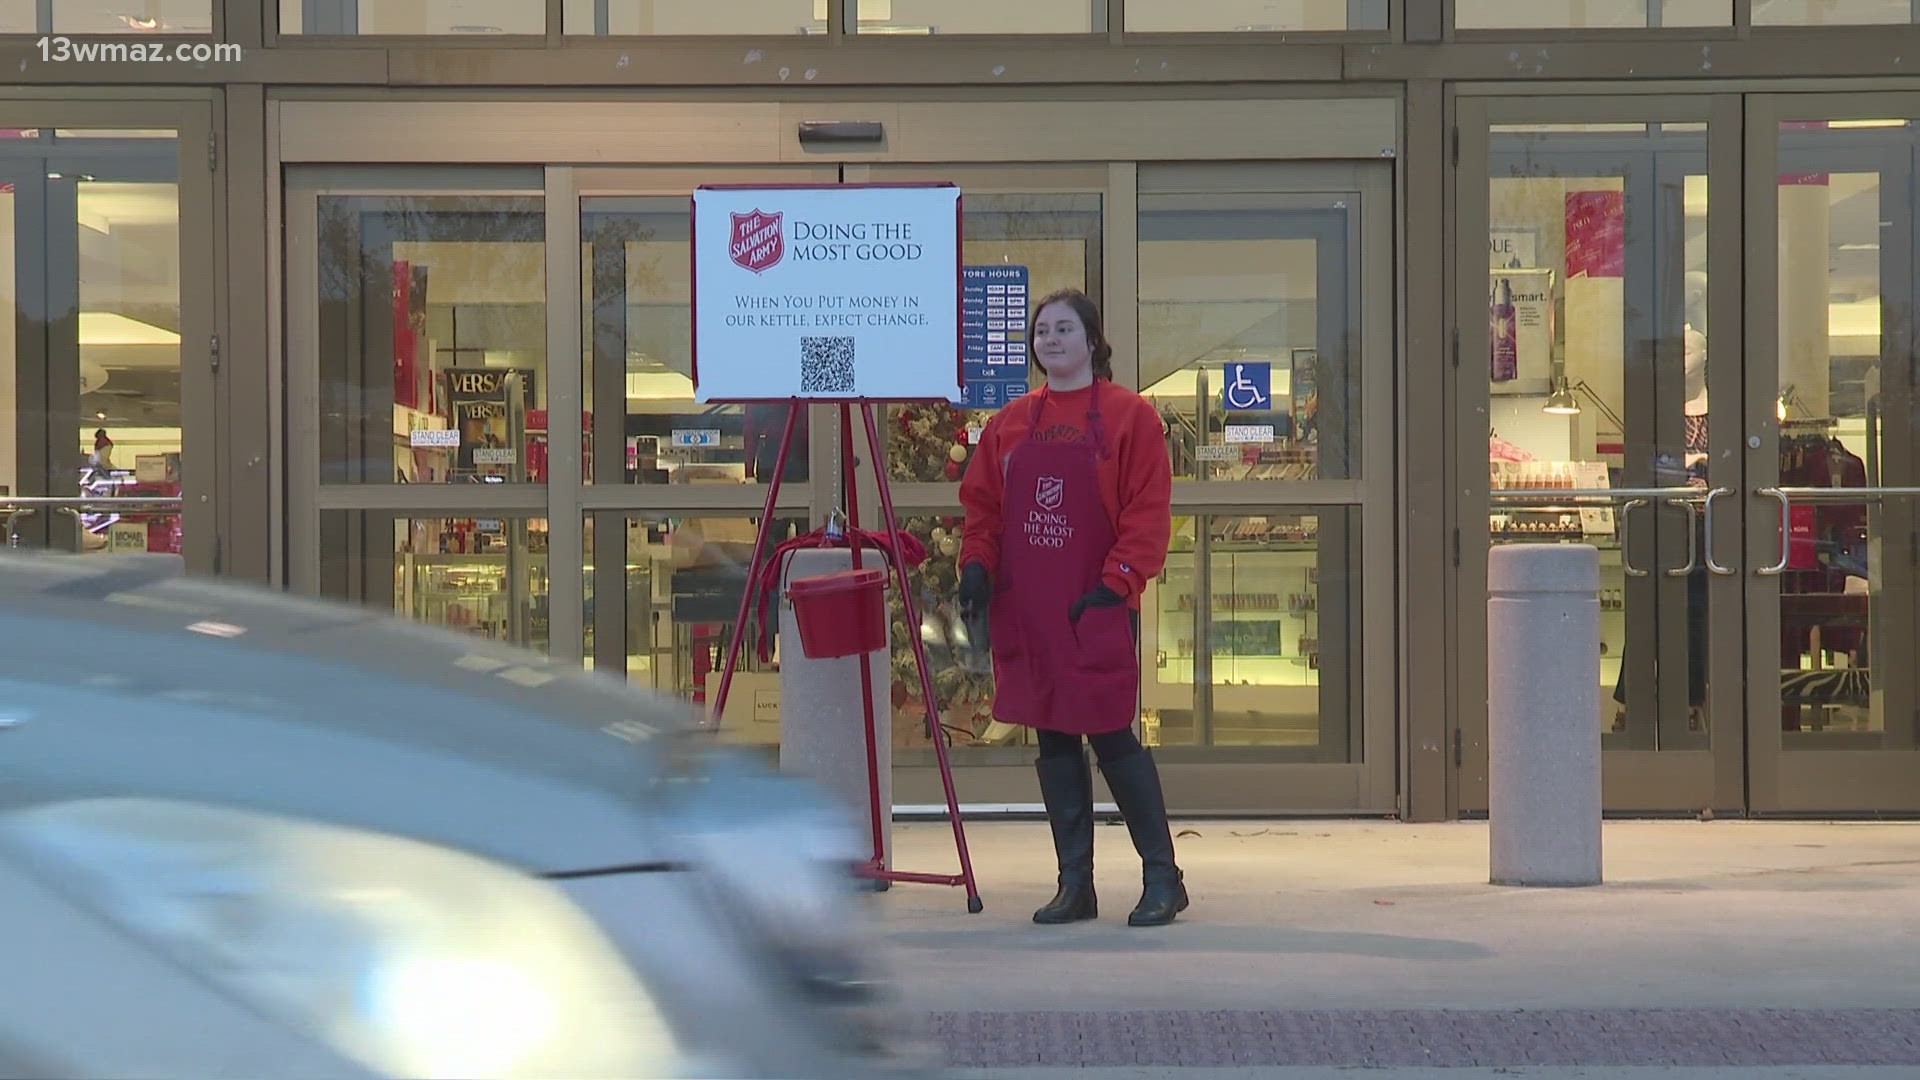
[1038,727,1143,765]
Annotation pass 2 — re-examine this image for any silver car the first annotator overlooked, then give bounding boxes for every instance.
[0,552,939,1080]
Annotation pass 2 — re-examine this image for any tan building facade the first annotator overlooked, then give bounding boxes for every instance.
[5,0,1919,820]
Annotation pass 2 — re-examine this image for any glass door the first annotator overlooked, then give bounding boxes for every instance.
[0,126,203,566]
[575,164,833,744]
[1133,164,1393,813]
[1745,102,1920,813]
[288,167,556,650]
[1458,98,1747,814]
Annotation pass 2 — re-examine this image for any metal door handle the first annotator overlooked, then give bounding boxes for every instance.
[1620,498,1650,577]
[1701,486,1736,575]
[1756,487,1791,576]
[1664,498,1699,577]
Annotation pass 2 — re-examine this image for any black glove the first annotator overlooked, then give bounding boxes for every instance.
[958,561,992,623]
[1068,584,1124,623]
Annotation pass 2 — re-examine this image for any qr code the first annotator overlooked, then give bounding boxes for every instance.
[800,335,856,394]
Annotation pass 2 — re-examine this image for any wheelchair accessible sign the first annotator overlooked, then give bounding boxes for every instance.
[1222,362,1271,411]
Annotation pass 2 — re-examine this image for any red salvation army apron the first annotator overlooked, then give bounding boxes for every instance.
[987,384,1140,735]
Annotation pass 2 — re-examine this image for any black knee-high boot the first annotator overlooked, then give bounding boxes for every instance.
[1032,753,1097,924]
[1098,747,1188,926]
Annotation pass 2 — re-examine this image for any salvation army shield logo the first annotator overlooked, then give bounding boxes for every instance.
[1036,476,1065,512]
[729,210,784,274]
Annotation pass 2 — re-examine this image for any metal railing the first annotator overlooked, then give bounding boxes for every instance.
[1,495,184,549]
[1489,485,1920,579]
[1488,486,1716,578]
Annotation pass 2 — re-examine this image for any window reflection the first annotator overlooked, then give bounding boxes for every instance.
[1456,0,1730,27]
[849,0,1094,33]
[316,195,547,485]
[51,0,213,33]
[1139,191,1356,482]
[1146,511,1361,759]
[1754,0,1909,24]
[583,199,802,485]
[1487,122,1711,750]
[565,0,816,33]
[77,177,185,555]
[322,514,553,654]
[1128,0,1386,31]
[282,0,544,34]
[1772,120,1916,750]
[585,513,811,750]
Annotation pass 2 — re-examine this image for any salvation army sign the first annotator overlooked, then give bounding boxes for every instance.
[730,209,784,273]
[692,183,962,403]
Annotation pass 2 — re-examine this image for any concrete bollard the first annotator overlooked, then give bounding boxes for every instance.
[778,547,892,875]
[1487,543,1602,887]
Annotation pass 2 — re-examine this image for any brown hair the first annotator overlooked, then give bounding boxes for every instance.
[1028,288,1113,381]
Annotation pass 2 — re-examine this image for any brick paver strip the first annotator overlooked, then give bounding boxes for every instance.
[921,1009,1920,1068]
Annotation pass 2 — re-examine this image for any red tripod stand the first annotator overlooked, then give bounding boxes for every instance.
[710,398,982,913]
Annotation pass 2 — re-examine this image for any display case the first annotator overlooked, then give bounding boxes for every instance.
[1487,459,1629,731]
[1141,513,1333,749]
[394,520,550,651]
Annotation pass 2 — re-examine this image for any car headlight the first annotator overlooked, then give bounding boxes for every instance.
[0,799,685,1080]
[689,814,878,1004]
[663,766,913,1063]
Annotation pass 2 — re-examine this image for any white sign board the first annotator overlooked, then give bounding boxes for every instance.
[1223,424,1276,445]
[671,429,722,448]
[410,428,460,448]
[692,184,961,403]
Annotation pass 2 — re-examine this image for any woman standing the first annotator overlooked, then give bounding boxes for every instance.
[956,288,1185,927]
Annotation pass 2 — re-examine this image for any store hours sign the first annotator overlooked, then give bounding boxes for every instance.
[691,184,962,403]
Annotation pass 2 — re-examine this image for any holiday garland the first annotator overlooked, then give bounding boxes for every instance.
[884,403,1000,746]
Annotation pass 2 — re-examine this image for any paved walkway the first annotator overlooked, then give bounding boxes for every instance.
[868,819,1920,1075]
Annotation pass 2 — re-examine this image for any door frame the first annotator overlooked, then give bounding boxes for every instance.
[1744,91,1920,814]
[1452,92,1749,816]
[273,94,1407,816]
[0,97,218,573]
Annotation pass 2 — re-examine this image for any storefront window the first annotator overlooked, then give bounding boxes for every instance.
[1754,0,1910,23]
[1139,191,1359,483]
[1771,120,1915,749]
[582,198,800,486]
[316,195,546,485]
[76,175,184,556]
[1145,511,1361,758]
[282,0,544,34]
[585,513,816,748]
[890,192,1099,485]
[1,131,184,558]
[29,1,214,32]
[849,0,1095,34]
[1127,0,1386,32]
[1487,122,1710,748]
[565,0,815,33]
[1456,0,1730,27]
[321,514,553,654]
[566,0,1106,34]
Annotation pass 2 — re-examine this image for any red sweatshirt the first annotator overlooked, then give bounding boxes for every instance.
[958,380,1173,607]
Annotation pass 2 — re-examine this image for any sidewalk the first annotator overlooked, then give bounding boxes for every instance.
[867,819,1920,1076]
